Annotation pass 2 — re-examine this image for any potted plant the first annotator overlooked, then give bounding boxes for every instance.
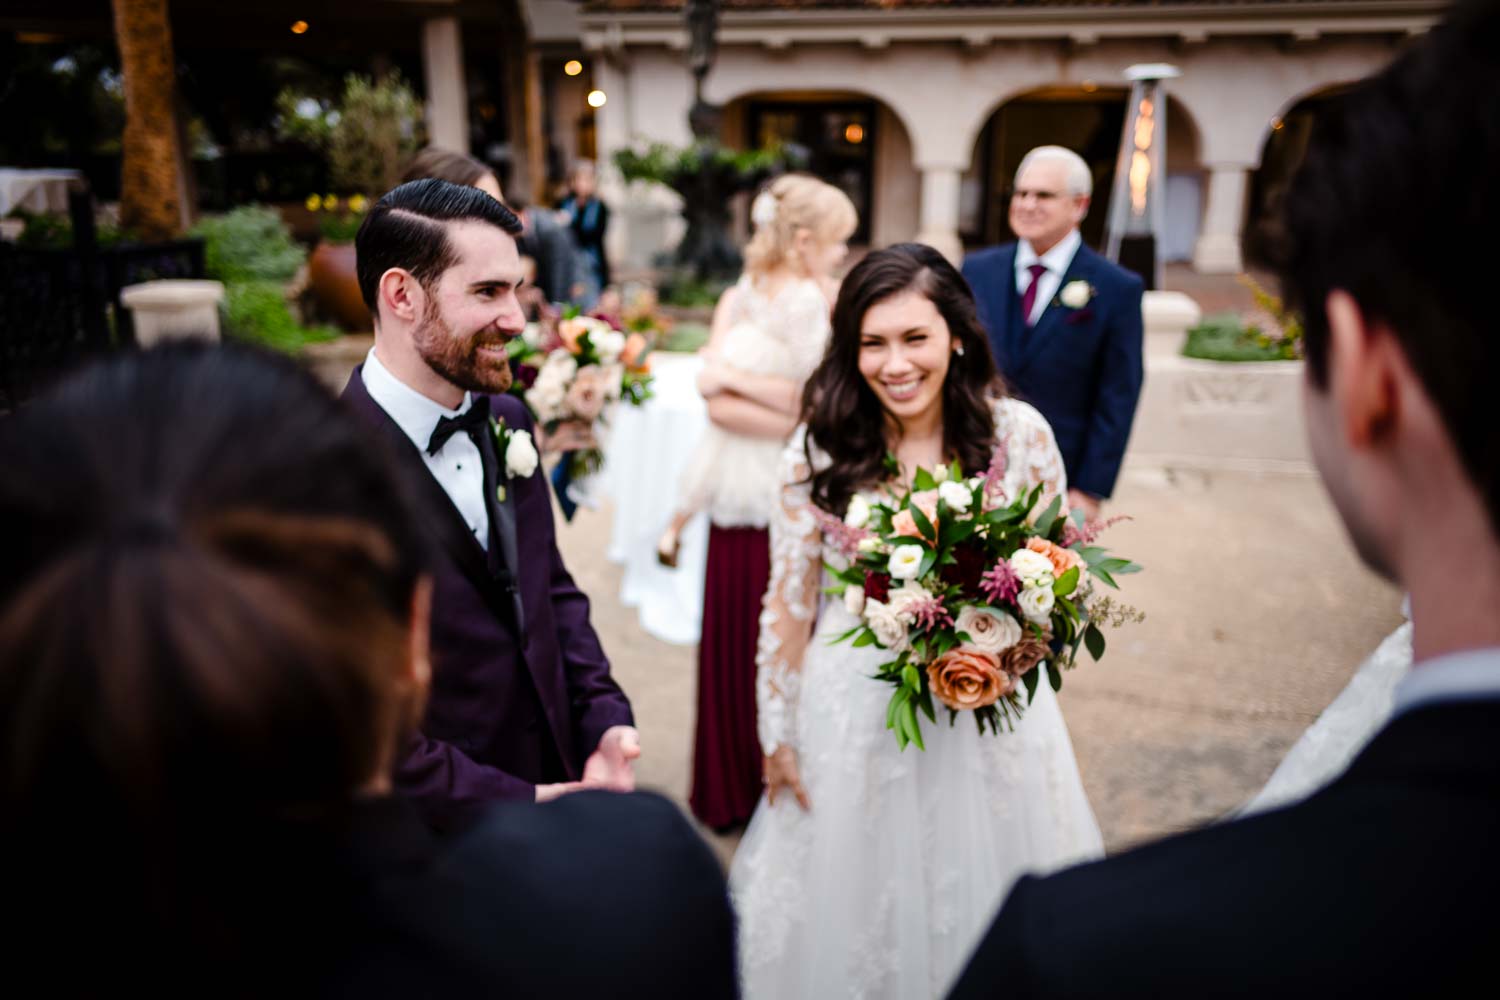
[276,73,423,330]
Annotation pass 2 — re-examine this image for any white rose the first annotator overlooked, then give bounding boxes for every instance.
[863,599,909,653]
[844,494,871,529]
[856,536,881,555]
[505,430,539,478]
[887,582,932,624]
[938,480,972,513]
[1009,549,1056,588]
[932,465,950,483]
[888,544,924,580]
[954,605,1022,654]
[596,330,627,364]
[544,352,578,383]
[1059,280,1092,310]
[603,363,625,402]
[843,584,866,618]
[1017,586,1056,625]
[522,322,544,348]
[526,382,567,420]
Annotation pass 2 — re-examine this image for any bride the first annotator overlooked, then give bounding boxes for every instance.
[729,243,1103,999]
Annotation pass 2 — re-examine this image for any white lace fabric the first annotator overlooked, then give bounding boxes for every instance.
[677,276,831,528]
[735,397,1099,1000]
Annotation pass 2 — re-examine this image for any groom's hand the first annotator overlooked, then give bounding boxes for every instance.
[582,725,641,792]
[1067,489,1101,522]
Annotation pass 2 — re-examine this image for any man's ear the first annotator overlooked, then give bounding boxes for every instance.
[1325,290,1399,450]
[378,268,424,325]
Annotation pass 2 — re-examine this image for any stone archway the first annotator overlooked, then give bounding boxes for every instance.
[961,86,1203,257]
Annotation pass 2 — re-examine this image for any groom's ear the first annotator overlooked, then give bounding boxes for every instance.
[378,268,425,326]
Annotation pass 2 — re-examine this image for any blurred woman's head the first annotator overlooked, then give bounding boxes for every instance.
[0,344,430,976]
[802,243,1001,514]
[403,145,504,202]
[743,174,858,281]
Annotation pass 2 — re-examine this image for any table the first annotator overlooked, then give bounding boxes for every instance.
[0,168,82,217]
[602,353,710,646]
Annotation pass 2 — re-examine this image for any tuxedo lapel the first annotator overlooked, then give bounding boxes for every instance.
[340,369,513,623]
[1014,245,1098,376]
[475,420,526,631]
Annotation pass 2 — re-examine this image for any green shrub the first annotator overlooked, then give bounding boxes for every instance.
[223,281,338,353]
[1182,314,1294,363]
[12,209,135,249]
[658,321,710,353]
[191,205,306,283]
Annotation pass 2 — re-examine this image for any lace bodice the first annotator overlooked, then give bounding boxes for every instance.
[721,275,831,381]
[755,397,1068,754]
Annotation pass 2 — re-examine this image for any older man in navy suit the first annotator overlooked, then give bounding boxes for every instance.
[341,179,637,831]
[961,146,1144,519]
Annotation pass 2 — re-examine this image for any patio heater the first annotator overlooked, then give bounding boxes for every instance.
[1105,63,1181,291]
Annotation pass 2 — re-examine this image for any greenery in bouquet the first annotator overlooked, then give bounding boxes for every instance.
[824,456,1141,751]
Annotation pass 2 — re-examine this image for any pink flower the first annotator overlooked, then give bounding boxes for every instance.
[813,507,873,559]
[892,490,939,539]
[979,561,1021,605]
[1059,514,1132,548]
[564,365,607,422]
[981,440,1009,506]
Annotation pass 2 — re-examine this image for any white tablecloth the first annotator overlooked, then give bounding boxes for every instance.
[0,168,81,217]
[602,353,710,646]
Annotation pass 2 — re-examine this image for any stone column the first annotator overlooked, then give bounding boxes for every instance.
[1192,164,1251,274]
[422,18,468,154]
[915,165,963,263]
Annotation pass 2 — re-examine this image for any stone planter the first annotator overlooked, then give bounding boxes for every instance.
[307,241,369,332]
[118,279,225,347]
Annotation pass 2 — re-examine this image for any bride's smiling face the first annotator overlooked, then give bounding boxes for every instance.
[857,289,952,426]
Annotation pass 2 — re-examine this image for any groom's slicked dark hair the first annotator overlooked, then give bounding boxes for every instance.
[1269,0,1499,532]
[355,177,523,315]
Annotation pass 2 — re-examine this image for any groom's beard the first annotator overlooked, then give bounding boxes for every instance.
[414,298,514,396]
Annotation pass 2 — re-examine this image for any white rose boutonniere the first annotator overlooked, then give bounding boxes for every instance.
[1058,280,1094,310]
[490,419,539,502]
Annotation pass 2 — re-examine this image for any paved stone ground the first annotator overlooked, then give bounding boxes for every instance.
[554,464,1402,864]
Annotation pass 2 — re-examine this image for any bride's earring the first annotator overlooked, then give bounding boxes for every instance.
[954,342,966,357]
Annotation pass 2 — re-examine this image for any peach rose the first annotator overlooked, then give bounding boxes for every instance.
[926,647,1012,712]
[892,490,940,539]
[621,332,649,370]
[558,317,589,354]
[999,638,1049,681]
[1026,537,1083,580]
[565,364,607,422]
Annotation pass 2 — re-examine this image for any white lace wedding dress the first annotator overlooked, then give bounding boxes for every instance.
[729,397,1104,1000]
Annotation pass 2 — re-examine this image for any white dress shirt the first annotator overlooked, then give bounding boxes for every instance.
[1392,645,1500,719]
[362,348,490,550]
[1015,228,1083,327]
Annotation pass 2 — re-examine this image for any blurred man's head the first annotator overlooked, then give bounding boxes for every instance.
[1272,1,1499,587]
[356,179,526,408]
[1009,146,1091,256]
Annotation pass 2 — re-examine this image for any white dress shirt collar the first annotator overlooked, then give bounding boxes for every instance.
[1016,228,1082,280]
[1393,645,1500,719]
[361,347,475,453]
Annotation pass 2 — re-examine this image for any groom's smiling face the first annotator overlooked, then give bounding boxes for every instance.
[412,221,527,396]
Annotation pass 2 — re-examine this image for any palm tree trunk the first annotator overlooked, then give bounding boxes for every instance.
[111,0,183,241]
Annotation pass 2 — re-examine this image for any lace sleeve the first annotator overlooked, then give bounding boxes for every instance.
[755,427,825,755]
[1002,398,1069,510]
[775,280,834,381]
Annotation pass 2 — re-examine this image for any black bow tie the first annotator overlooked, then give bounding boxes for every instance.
[426,397,491,455]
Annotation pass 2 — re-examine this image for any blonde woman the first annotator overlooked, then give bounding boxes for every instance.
[658,174,857,831]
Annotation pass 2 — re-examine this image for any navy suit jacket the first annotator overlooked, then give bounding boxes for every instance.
[962,241,1144,499]
[343,369,632,830]
[948,701,1500,997]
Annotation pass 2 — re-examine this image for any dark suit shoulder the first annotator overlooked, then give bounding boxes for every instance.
[488,391,534,430]
[1075,244,1143,294]
[961,243,1015,277]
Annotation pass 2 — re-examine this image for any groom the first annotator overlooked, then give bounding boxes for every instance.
[950,3,1500,994]
[342,179,637,831]
[961,146,1143,520]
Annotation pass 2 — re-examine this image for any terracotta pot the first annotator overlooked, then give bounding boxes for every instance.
[307,241,370,332]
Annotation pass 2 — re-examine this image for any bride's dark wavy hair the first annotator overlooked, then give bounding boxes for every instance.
[804,242,1003,515]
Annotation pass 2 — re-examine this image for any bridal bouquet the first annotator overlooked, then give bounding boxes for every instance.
[824,457,1140,751]
[508,310,655,484]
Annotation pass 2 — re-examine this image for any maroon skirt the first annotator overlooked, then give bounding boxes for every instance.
[689,524,771,830]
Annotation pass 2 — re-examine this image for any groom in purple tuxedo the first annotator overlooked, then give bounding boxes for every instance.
[341,179,637,831]
[961,146,1143,521]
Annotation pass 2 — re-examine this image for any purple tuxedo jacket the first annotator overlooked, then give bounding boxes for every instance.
[342,367,632,830]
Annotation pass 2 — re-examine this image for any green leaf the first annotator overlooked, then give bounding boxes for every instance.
[1089,566,1120,589]
[828,624,864,645]
[853,631,877,648]
[1049,661,1063,692]
[901,664,921,691]
[1084,623,1106,661]
[903,701,926,751]
[918,682,936,723]
[1094,558,1140,576]
[1022,664,1040,703]
[1033,495,1063,537]
[1053,566,1080,596]
[917,548,938,580]
[912,467,937,492]
[949,459,964,483]
[886,690,903,729]
[910,503,936,543]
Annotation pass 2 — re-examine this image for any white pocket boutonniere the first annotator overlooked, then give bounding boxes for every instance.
[491,418,540,503]
[1058,280,1095,310]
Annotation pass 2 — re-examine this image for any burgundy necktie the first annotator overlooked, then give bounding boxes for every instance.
[1020,263,1048,329]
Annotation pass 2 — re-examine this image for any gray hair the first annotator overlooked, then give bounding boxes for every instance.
[1015,146,1093,198]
